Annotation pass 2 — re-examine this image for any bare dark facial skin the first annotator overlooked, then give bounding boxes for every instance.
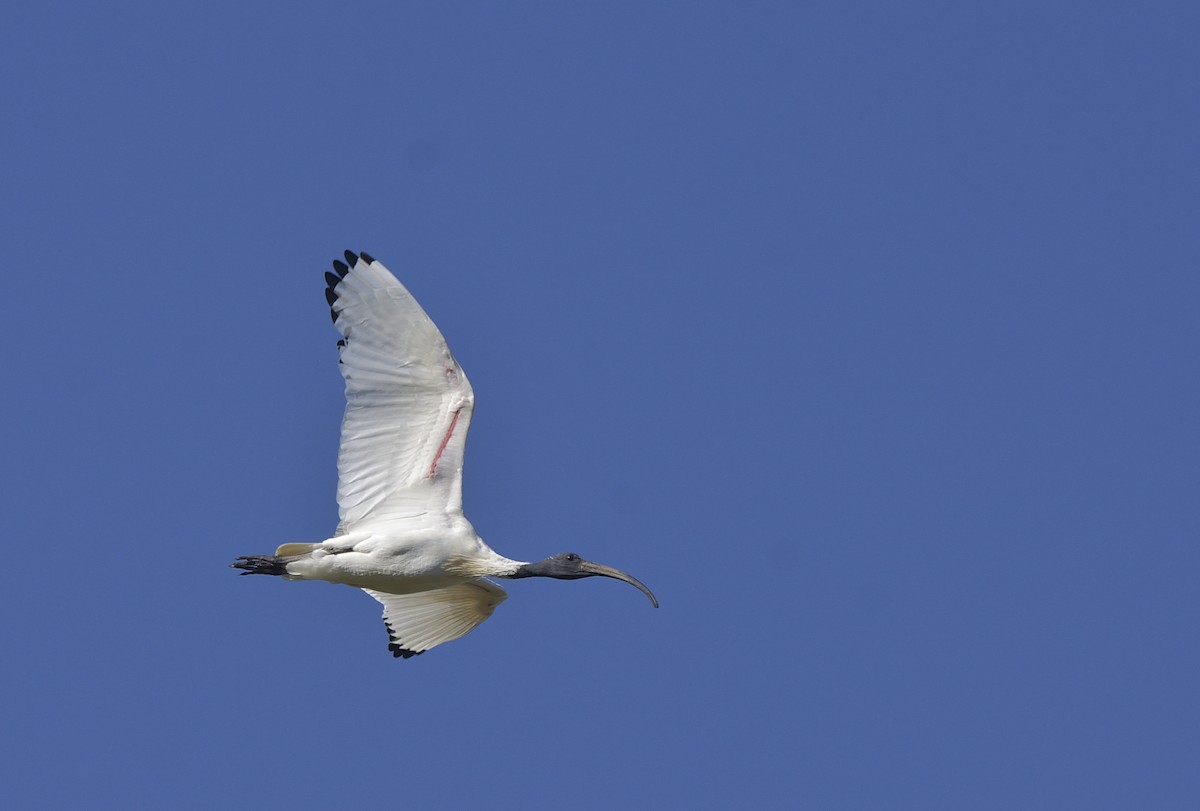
[511,553,659,607]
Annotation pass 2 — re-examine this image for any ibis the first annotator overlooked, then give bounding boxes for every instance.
[232,251,657,658]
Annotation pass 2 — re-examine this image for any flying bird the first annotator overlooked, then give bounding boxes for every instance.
[232,251,657,658]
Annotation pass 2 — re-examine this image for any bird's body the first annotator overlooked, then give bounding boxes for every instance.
[233,251,656,658]
[270,524,517,592]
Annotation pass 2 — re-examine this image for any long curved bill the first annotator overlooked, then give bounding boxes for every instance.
[580,561,660,608]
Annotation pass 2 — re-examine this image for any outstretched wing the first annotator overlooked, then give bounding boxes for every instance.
[363,580,509,658]
[326,251,475,530]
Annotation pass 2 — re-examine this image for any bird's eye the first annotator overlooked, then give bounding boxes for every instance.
[565,553,580,562]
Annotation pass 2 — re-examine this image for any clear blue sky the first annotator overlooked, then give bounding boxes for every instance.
[3,2,1197,808]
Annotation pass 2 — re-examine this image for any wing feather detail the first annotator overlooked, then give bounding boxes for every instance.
[327,253,475,529]
[363,580,508,658]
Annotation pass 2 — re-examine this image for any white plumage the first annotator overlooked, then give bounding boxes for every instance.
[233,251,657,659]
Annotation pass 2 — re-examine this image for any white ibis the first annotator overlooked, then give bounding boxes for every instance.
[232,251,657,658]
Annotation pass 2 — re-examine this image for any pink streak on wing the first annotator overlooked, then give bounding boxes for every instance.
[429,409,461,478]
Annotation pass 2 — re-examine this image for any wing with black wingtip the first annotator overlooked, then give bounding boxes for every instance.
[363,580,509,657]
[326,252,475,531]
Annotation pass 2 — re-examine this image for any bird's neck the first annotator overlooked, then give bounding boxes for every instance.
[443,550,526,579]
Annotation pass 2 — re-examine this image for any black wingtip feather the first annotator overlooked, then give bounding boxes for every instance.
[324,271,341,289]
[324,287,337,307]
[332,259,349,278]
[359,251,376,264]
[344,250,358,267]
[384,621,425,660]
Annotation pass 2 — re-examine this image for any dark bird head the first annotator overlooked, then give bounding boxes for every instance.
[510,553,659,608]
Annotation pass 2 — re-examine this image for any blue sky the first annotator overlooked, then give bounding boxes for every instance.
[3,2,1198,808]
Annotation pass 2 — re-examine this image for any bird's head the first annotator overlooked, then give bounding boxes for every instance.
[511,553,659,608]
